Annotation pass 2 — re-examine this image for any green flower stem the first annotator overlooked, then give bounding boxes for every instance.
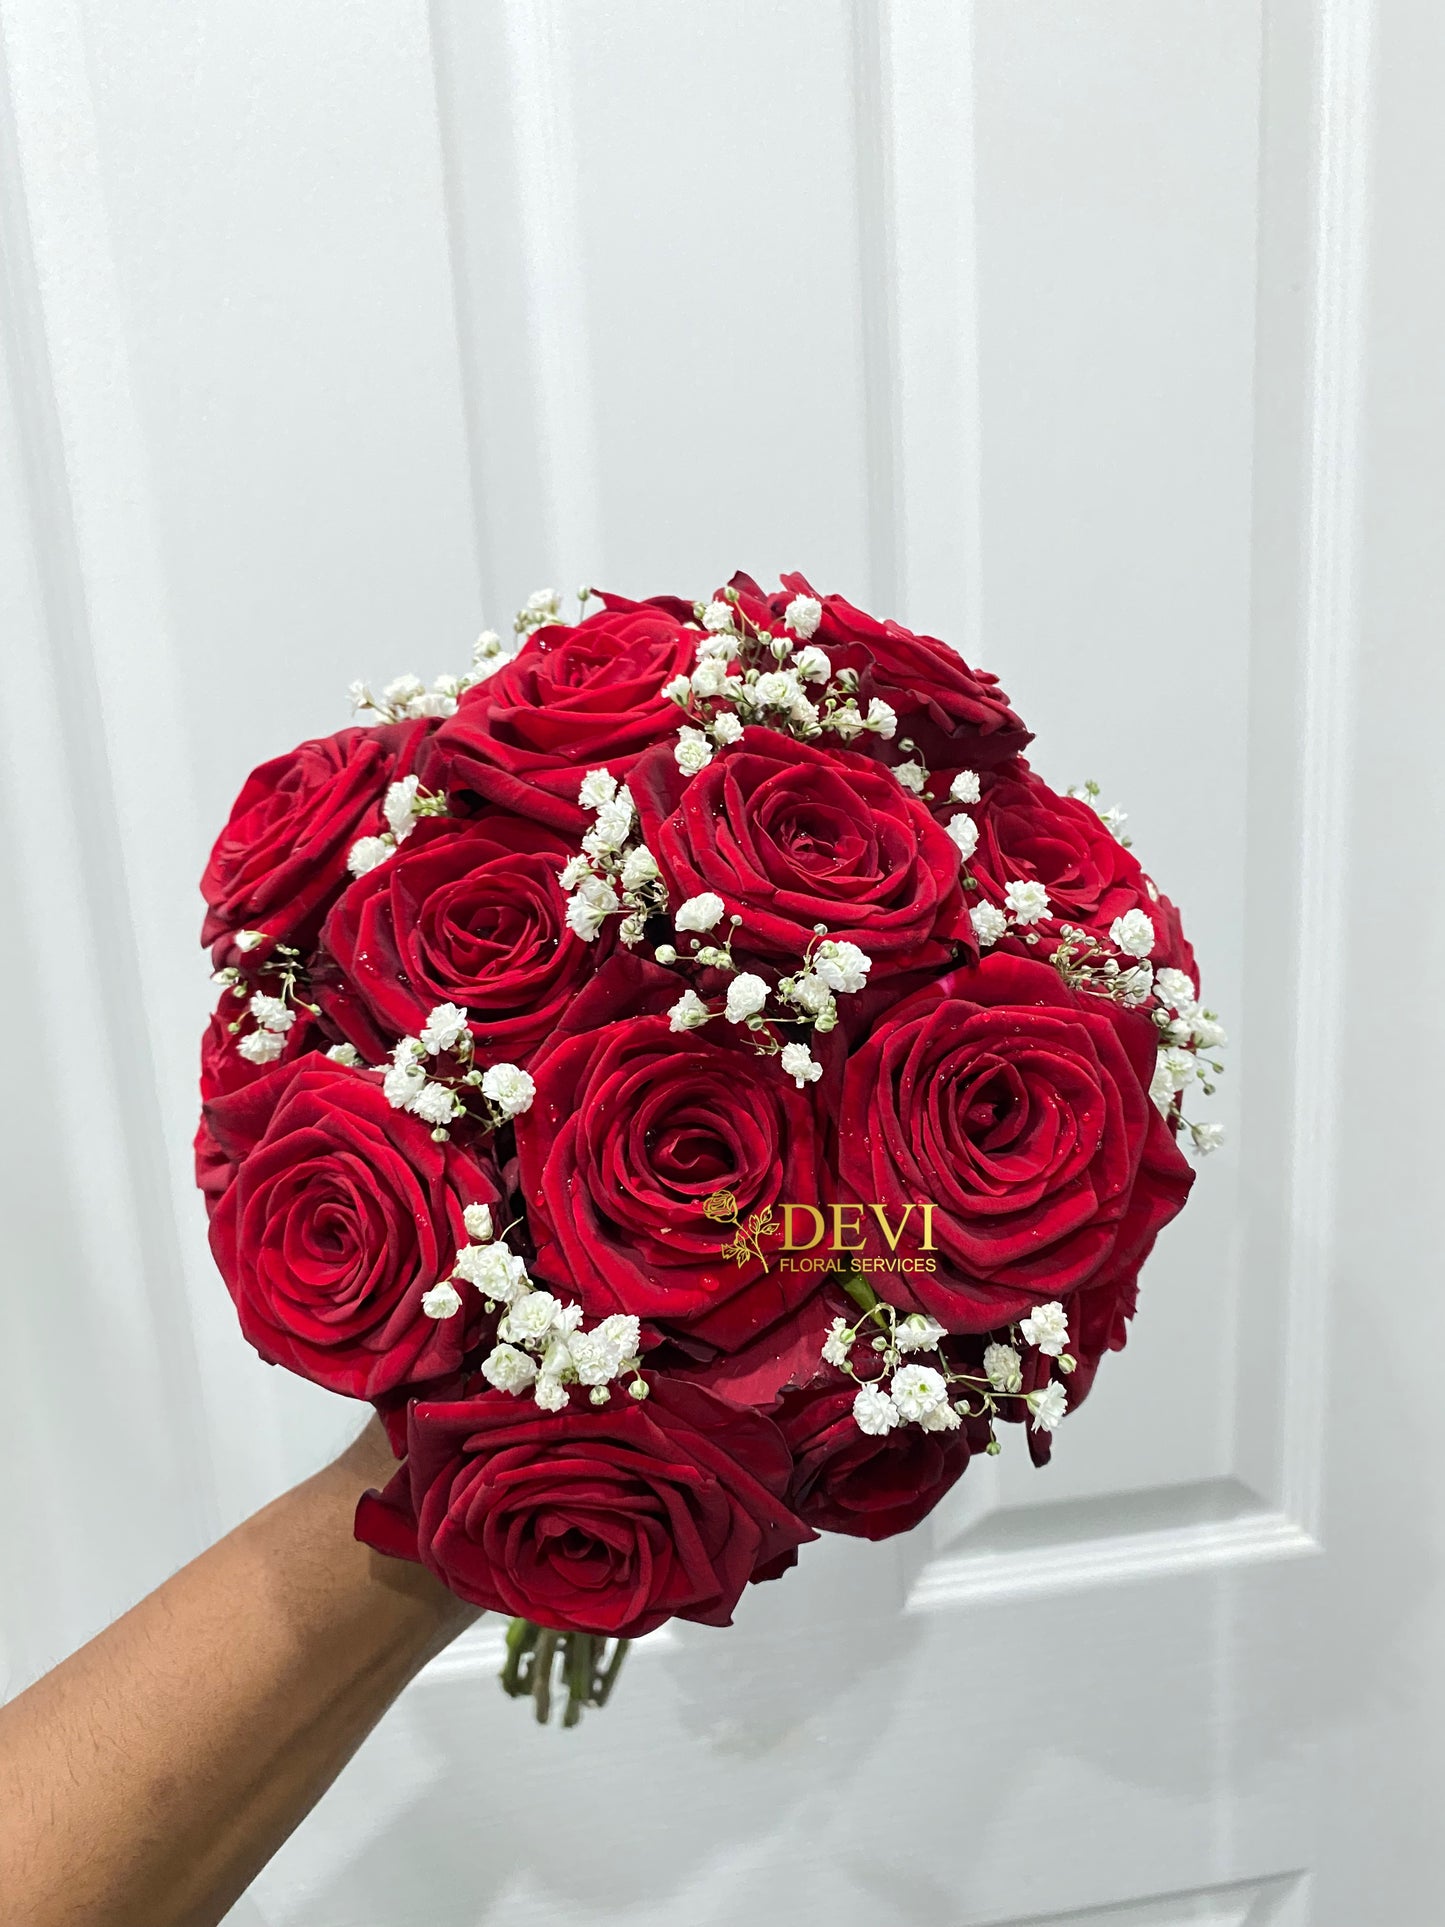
[498,1618,633,1726]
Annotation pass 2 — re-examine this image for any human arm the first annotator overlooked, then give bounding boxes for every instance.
[0,1417,473,1927]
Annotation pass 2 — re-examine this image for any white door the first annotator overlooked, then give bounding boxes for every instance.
[1,2,1435,1922]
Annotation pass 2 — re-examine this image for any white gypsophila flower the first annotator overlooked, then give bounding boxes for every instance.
[1164,1015,1194,1047]
[596,1312,641,1356]
[238,1029,286,1066]
[1117,963,1155,1007]
[525,587,561,619]
[1099,805,1128,839]
[821,1318,854,1369]
[565,1329,623,1386]
[789,972,833,1016]
[890,1364,949,1422]
[702,599,734,633]
[895,1313,947,1355]
[235,929,266,953]
[347,834,392,878]
[382,674,425,709]
[474,628,504,664]
[1154,967,1196,1011]
[1191,1014,1227,1050]
[918,1400,963,1433]
[661,674,692,704]
[1149,1051,1178,1116]
[725,973,769,1024]
[585,796,634,855]
[421,1280,463,1321]
[1004,879,1050,926]
[1191,1121,1227,1155]
[481,1343,538,1394]
[865,698,897,739]
[454,1241,528,1301]
[384,775,421,841]
[784,594,823,639]
[711,711,743,745]
[578,768,618,812]
[1110,908,1156,958]
[983,1342,1023,1394]
[674,726,713,776]
[383,1057,425,1110]
[501,1290,564,1345]
[696,629,740,661]
[675,891,726,933]
[780,1041,822,1088]
[788,693,821,734]
[853,1382,900,1436]
[1161,1046,1197,1091]
[420,1002,469,1055]
[949,770,982,805]
[618,913,646,947]
[893,761,927,795]
[1020,1301,1069,1358]
[793,644,831,684]
[970,902,1009,948]
[690,658,731,700]
[248,992,295,1034]
[752,670,800,710]
[565,873,620,941]
[668,988,711,1033]
[533,1374,570,1413]
[654,942,678,965]
[947,813,980,862]
[620,844,660,892]
[829,703,864,741]
[539,1335,574,1381]
[463,1202,493,1242]
[325,1042,361,1066]
[347,679,370,713]
[814,941,872,994]
[1027,1381,1068,1432]
[407,1081,457,1126]
[481,1062,535,1118]
[557,855,593,891]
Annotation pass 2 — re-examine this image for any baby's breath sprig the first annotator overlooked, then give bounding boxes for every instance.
[212,939,321,1065]
[380,1003,536,1143]
[822,1276,1074,1444]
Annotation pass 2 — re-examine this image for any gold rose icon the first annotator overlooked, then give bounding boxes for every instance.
[701,1189,776,1271]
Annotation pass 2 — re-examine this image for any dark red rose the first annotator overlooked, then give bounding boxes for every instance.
[354,1376,815,1638]
[201,721,433,960]
[427,602,699,834]
[774,1379,987,1539]
[204,1055,501,1399]
[837,953,1193,1331]
[316,812,597,1065]
[630,726,973,976]
[953,763,1195,978]
[516,976,828,1351]
[726,571,1032,769]
[194,994,324,1207]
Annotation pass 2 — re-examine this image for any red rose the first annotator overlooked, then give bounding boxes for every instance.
[774,1380,986,1539]
[317,812,596,1065]
[354,1377,815,1638]
[630,726,972,975]
[427,601,699,834]
[204,1055,501,1399]
[201,721,433,959]
[727,571,1032,769]
[516,975,827,1350]
[954,763,1195,977]
[194,994,323,1207]
[837,954,1193,1330]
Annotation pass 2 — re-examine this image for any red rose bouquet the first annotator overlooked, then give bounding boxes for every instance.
[197,575,1224,1725]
